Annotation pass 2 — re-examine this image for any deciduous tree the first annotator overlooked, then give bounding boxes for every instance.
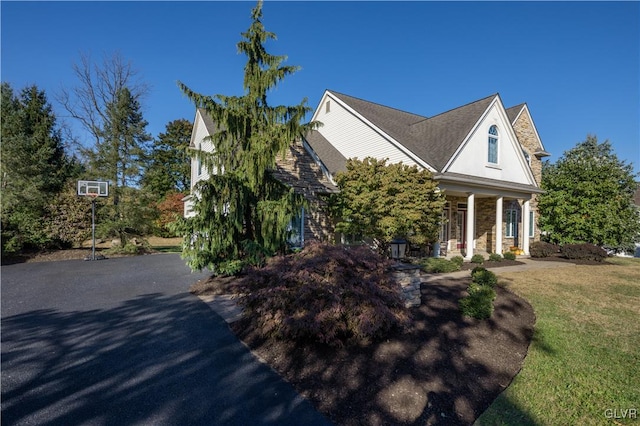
[538,135,640,252]
[174,1,316,273]
[330,157,446,252]
[60,53,153,245]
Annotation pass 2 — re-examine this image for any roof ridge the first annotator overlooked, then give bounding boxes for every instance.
[415,93,498,124]
[328,90,428,121]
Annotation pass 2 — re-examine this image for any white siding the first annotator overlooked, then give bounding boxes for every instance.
[190,111,214,191]
[445,102,535,185]
[315,93,419,166]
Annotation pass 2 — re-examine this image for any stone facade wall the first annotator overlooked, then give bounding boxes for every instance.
[511,108,543,243]
[475,198,496,252]
[272,140,336,243]
[391,266,422,308]
[512,108,543,185]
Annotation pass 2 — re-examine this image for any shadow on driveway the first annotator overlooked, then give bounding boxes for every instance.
[1,256,330,425]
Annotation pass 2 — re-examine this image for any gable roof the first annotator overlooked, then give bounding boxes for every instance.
[408,94,496,170]
[327,91,498,171]
[505,103,526,123]
[190,108,219,148]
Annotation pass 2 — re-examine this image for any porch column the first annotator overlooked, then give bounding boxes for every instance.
[495,196,503,255]
[465,192,475,260]
[522,199,531,255]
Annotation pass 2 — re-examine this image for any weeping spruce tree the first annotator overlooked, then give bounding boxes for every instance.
[176,1,316,273]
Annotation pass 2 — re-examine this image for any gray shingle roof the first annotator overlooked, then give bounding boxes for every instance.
[304,130,347,176]
[328,91,499,172]
[198,108,219,134]
[407,95,496,170]
[505,103,526,124]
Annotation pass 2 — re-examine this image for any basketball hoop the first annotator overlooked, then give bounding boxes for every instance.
[77,181,108,261]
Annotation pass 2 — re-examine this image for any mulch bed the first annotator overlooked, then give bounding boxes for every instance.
[194,275,536,425]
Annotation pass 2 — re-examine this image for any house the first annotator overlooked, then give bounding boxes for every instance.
[185,90,549,260]
[183,108,338,245]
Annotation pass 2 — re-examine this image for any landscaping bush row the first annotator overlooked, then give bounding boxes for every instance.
[459,267,497,320]
[560,243,608,261]
[530,241,607,261]
[236,242,410,347]
[420,257,461,273]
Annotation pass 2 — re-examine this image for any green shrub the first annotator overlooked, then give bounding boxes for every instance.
[530,241,560,258]
[467,282,497,300]
[488,253,503,262]
[450,255,464,268]
[472,269,498,288]
[459,291,494,319]
[420,257,461,273]
[471,266,487,276]
[470,254,485,264]
[461,272,497,319]
[560,243,607,261]
[237,242,410,347]
[215,260,245,276]
[503,251,516,261]
[106,238,151,255]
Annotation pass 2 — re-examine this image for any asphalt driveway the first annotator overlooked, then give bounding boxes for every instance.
[1,254,331,426]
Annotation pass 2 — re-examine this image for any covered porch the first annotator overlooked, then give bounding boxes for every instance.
[435,174,544,260]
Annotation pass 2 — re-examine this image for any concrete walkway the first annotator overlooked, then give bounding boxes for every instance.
[421,257,576,283]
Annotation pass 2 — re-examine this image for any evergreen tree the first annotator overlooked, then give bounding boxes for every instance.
[330,157,446,251]
[538,135,640,252]
[175,1,317,273]
[84,87,153,244]
[1,83,77,253]
[142,118,192,197]
[60,53,153,247]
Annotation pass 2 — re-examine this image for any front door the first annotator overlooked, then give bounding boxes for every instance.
[457,209,467,249]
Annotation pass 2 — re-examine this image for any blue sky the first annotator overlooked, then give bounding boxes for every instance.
[2,1,639,174]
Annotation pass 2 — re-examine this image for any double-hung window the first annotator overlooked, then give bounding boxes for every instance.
[488,125,499,164]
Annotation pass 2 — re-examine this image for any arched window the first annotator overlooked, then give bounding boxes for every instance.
[488,125,498,164]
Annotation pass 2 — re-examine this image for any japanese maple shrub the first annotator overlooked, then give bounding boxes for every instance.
[237,242,410,347]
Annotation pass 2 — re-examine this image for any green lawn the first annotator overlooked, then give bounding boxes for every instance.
[476,257,640,425]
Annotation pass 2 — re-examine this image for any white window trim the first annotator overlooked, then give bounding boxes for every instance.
[487,125,499,165]
[529,210,535,238]
[506,208,517,238]
[197,143,203,177]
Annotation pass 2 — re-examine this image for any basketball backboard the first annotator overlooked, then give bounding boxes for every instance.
[77,180,109,197]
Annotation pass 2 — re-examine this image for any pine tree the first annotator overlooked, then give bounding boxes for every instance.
[84,87,153,244]
[1,83,76,253]
[175,1,317,273]
[141,118,192,197]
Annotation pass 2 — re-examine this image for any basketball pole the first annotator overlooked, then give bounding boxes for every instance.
[91,197,96,261]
